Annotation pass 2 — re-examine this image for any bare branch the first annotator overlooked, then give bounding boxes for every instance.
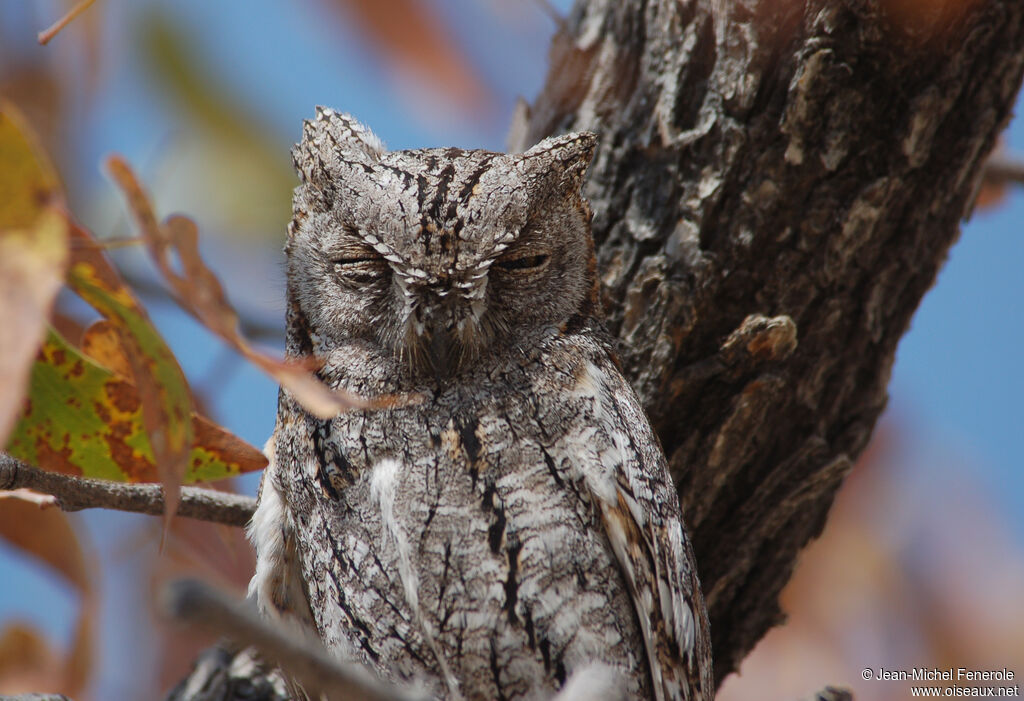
[117,266,285,344]
[161,579,426,701]
[983,152,1024,186]
[0,453,255,527]
[37,0,97,45]
[520,0,1024,684]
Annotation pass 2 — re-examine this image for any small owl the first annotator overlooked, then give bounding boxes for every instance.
[248,107,713,701]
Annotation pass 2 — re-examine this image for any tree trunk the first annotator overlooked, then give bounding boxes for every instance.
[170,0,1024,696]
[512,0,1024,685]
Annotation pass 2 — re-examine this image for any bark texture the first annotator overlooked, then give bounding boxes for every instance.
[510,0,1024,685]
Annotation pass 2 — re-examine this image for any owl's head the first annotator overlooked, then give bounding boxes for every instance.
[286,107,598,379]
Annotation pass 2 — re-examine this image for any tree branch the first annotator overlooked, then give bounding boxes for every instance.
[118,267,285,344]
[983,152,1024,186]
[0,453,256,527]
[161,579,425,701]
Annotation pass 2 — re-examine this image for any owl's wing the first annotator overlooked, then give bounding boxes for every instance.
[577,359,711,701]
[598,485,704,701]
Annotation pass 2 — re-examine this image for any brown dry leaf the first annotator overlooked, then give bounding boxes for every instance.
[0,102,70,448]
[0,66,64,149]
[975,179,1008,209]
[321,0,490,111]
[0,501,95,696]
[0,496,91,595]
[49,311,87,347]
[161,512,255,593]
[0,482,98,697]
[882,0,985,42]
[976,147,1020,210]
[0,604,100,698]
[60,599,96,697]
[188,416,268,480]
[0,623,62,694]
[106,156,378,419]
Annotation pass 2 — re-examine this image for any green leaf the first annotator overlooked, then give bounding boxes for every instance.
[6,327,267,483]
[65,226,194,516]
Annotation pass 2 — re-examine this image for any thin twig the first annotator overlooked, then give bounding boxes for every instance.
[983,153,1024,185]
[116,267,285,343]
[162,579,425,701]
[530,0,565,27]
[0,453,255,527]
[37,0,97,45]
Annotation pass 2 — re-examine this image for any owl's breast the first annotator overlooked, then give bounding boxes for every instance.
[285,345,651,699]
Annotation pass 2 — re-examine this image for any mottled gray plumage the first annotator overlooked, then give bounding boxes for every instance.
[249,107,713,700]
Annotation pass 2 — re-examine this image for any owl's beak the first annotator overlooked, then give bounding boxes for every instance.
[426,325,456,376]
[408,282,481,378]
[422,305,479,378]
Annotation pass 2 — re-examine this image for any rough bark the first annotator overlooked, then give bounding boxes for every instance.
[511,0,1024,685]
[165,0,1024,697]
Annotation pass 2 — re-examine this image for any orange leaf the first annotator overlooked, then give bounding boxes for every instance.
[0,608,95,697]
[322,0,490,111]
[0,496,91,595]
[60,599,96,697]
[80,319,132,378]
[0,623,62,694]
[50,311,87,347]
[0,498,96,697]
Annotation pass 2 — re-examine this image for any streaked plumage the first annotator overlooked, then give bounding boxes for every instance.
[249,108,713,700]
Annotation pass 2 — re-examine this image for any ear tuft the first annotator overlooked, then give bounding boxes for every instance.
[291,108,386,186]
[522,131,597,193]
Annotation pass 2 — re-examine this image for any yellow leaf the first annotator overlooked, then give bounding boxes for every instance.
[0,101,69,448]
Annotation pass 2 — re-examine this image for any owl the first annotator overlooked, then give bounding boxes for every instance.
[248,107,713,701]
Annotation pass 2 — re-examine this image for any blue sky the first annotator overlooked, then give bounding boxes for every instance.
[1,0,1021,696]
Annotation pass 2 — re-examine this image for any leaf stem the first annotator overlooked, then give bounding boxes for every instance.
[37,0,97,45]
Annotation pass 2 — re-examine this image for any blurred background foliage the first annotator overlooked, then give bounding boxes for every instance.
[0,0,1021,698]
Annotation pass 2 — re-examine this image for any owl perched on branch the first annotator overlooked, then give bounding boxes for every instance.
[249,107,713,701]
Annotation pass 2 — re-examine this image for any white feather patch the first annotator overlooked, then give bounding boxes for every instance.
[247,436,285,612]
[369,458,462,699]
[552,662,627,701]
[247,470,285,611]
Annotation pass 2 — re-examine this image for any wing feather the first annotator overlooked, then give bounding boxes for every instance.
[575,358,712,701]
